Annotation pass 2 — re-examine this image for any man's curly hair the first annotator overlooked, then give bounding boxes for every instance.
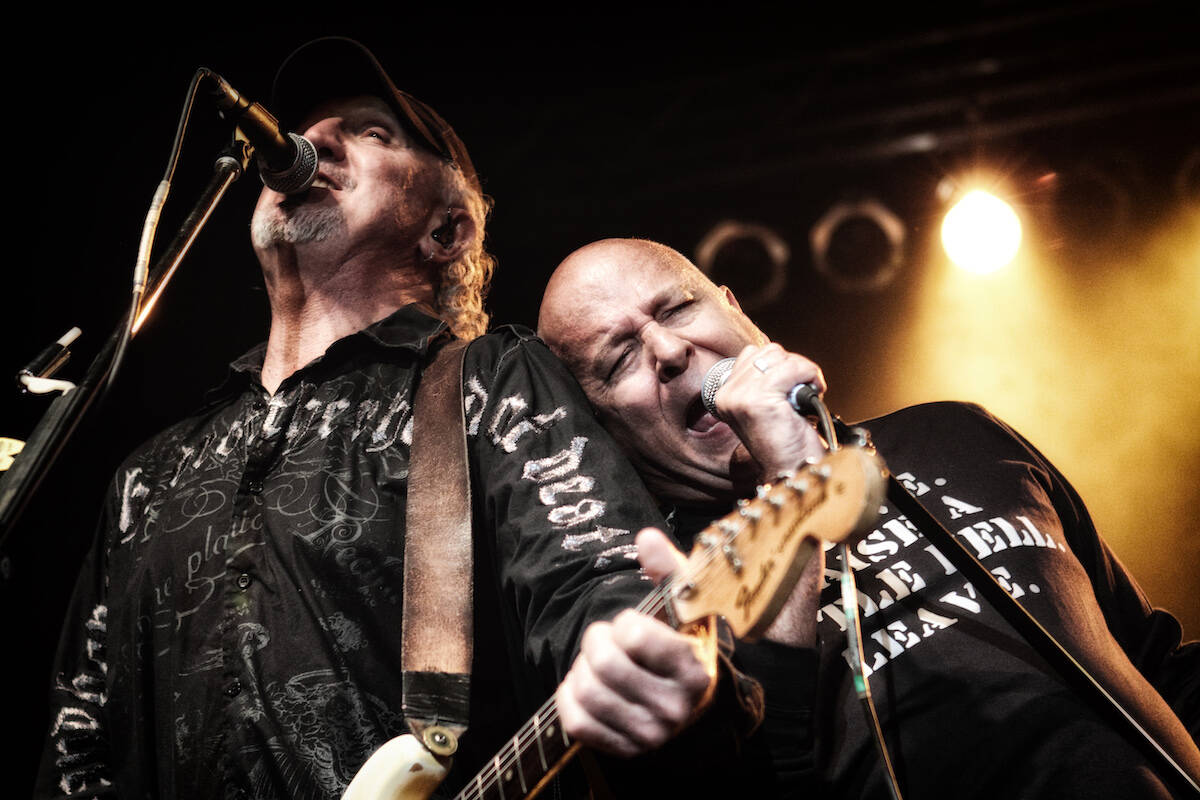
[434,163,496,341]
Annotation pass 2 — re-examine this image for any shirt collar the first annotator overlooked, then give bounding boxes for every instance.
[201,303,451,409]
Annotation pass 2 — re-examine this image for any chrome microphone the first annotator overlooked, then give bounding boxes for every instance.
[700,357,821,418]
[700,358,736,418]
[204,70,318,194]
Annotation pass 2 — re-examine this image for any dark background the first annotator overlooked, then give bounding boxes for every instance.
[5,2,1197,792]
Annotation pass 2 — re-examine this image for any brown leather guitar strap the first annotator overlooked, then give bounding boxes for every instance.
[401,336,473,759]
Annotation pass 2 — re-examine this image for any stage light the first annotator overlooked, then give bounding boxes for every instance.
[940,189,1022,274]
[695,220,789,309]
[809,197,905,291]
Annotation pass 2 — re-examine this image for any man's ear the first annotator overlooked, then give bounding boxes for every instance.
[720,284,768,344]
[422,207,476,264]
[719,284,743,312]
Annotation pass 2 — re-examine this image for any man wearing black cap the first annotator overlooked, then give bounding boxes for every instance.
[35,39,736,800]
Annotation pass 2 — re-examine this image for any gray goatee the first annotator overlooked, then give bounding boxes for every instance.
[251,205,347,249]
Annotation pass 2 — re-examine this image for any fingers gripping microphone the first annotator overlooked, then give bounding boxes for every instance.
[701,357,822,418]
[205,71,318,194]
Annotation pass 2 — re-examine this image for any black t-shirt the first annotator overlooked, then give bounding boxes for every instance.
[674,402,1199,799]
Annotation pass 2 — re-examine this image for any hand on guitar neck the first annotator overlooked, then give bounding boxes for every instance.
[558,442,888,761]
[555,528,721,758]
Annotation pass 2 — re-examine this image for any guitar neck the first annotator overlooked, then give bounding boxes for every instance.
[454,699,580,800]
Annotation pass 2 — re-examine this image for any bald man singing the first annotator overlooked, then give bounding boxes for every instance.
[538,238,1200,800]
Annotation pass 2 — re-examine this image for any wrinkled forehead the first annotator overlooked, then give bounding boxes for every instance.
[573,261,701,368]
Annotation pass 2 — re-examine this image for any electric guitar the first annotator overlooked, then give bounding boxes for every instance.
[343,444,889,800]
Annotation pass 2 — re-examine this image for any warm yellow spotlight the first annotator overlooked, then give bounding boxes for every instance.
[941,189,1023,274]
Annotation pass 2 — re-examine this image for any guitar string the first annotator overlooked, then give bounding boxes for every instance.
[456,478,823,799]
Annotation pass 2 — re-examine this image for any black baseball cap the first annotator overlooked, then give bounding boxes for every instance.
[270,36,479,193]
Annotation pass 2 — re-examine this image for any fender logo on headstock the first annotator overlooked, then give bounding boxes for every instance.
[673,445,889,641]
[735,558,777,623]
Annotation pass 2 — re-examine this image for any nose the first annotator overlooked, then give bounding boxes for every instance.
[644,323,692,382]
[300,116,346,163]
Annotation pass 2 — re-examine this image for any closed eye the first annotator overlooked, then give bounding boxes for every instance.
[661,298,695,322]
[605,345,635,382]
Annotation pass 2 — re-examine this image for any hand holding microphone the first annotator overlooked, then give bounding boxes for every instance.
[701,344,829,479]
[702,354,822,419]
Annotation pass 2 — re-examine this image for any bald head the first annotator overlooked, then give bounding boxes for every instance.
[537,238,765,505]
[540,238,717,367]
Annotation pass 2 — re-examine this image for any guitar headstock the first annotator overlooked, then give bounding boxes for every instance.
[671,445,888,640]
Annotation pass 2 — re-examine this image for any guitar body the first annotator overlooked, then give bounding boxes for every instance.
[341,734,447,800]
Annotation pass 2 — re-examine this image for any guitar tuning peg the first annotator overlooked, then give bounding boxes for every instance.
[846,426,873,447]
[722,542,744,573]
[785,476,811,494]
[739,505,763,521]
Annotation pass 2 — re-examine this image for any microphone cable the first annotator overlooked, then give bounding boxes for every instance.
[104,69,208,403]
[809,397,904,800]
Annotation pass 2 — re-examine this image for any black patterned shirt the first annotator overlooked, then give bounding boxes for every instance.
[37,305,672,800]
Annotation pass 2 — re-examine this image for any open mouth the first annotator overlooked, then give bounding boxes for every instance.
[280,174,339,205]
[279,183,332,209]
[685,394,722,434]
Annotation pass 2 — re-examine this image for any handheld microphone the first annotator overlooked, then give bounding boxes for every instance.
[204,70,318,195]
[701,357,822,418]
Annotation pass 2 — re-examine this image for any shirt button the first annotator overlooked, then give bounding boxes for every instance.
[236,572,252,590]
[246,479,264,495]
[224,679,243,698]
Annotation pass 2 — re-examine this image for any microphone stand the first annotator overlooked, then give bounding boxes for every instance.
[0,136,252,546]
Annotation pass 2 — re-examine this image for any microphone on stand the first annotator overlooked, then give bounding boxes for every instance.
[204,71,318,194]
[701,357,822,419]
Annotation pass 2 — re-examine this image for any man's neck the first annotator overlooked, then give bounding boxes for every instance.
[258,246,436,394]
